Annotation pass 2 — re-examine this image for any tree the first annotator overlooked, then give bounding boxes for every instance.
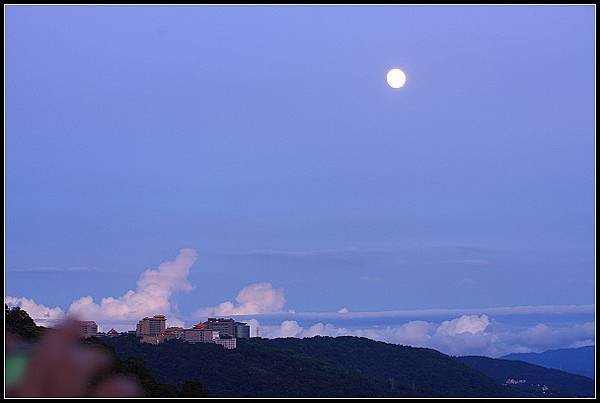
[5,304,42,340]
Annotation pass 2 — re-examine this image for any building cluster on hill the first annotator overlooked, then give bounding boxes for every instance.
[77,316,249,350]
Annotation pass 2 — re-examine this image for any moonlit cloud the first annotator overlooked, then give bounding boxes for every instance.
[195,282,285,317]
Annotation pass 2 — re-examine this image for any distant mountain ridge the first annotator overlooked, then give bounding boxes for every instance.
[458,355,595,397]
[500,346,595,379]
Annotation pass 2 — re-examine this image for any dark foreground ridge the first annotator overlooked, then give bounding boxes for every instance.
[100,334,594,397]
[6,306,595,398]
[101,334,508,397]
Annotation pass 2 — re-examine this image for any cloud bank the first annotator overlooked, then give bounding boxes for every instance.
[251,315,595,357]
[5,248,594,356]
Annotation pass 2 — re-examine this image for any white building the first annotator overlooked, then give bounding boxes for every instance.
[215,338,237,349]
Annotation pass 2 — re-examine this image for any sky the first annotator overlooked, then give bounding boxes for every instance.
[5,5,595,356]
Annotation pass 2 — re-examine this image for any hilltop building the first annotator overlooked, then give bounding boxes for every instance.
[203,318,235,337]
[234,321,251,338]
[215,338,237,349]
[136,315,166,337]
[78,321,98,338]
[132,315,243,348]
[164,327,185,340]
[204,318,250,338]
[183,326,220,343]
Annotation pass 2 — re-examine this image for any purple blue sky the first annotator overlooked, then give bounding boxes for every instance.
[5,5,595,356]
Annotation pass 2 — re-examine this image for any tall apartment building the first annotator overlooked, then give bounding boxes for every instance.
[203,318,235,337]
[204,318,250,338]
[78,321,98,338]
[234,322,250,338]
[136,315,167,337]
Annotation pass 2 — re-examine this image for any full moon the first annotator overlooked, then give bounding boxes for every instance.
[386,68,407,89]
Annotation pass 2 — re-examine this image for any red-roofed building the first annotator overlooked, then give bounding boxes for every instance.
[164,326,185,340]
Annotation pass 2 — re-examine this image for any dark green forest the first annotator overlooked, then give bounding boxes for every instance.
[6,306,595,398]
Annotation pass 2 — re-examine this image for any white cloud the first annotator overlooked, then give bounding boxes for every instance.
[383,321,436,346]
[195,282,285,317]
[166,317,186,328]
[496,321,596,354]
[338,307,349,314]
[246,319,261,337]
[436,314,490,336]
[302,322,349,338]
[275,320,304,338]
[255,320,347,339]
[5,296,66,327]
[67,248,197,322]
[7,249,197,331]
